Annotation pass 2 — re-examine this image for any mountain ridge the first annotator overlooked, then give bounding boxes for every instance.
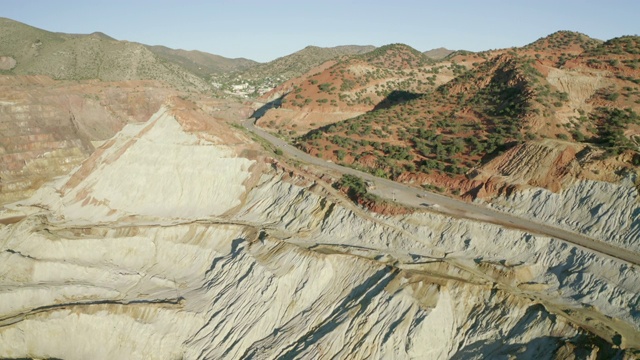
[0,17,260,93]
[145,45,258,78]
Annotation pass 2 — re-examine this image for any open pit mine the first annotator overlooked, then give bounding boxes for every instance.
[0,99,638,359]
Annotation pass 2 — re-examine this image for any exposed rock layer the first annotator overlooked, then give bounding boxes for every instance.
[488,174,640,252]
[0,76,175,205]
[1,107,637,359]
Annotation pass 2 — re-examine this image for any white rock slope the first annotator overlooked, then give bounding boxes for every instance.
[19,106,254,223]
[488,175,640,252]
[0,106,637,359]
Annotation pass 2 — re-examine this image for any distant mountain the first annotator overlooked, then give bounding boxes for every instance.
[525,30,602,53]
[214,45,376,96]
[241,45,376,81]
[264,43,437,109]
[0,18,212,92]
[145,45,258,79]
[351,43,432,69]
[270,43,437,112]
[423,47,455,60]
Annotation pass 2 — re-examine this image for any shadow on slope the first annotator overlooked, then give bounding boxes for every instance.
[450,303,623,359]
[371,90,423,111]
[252,96,283,120]
[298,90,424,141]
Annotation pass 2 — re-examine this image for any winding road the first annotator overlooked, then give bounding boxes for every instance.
[242,118,640,266]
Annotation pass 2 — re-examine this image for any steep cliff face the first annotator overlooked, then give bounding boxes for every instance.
[0,106,637,359]
[237,171,640,352]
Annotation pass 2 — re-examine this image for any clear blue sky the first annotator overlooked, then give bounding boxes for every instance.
[3,0,639,62]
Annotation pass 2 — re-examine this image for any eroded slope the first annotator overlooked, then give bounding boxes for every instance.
[0,105,637,359]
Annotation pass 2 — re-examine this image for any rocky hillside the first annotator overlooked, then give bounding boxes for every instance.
[255,44,462,136]
[0,104,637,359]
[296,31,640,199]
[0,18,213,92]
[212,45,375,97]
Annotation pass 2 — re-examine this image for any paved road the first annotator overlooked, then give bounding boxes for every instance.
[242,118,640,266]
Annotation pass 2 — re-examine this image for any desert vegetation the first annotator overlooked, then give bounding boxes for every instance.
[295,32,640,190]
